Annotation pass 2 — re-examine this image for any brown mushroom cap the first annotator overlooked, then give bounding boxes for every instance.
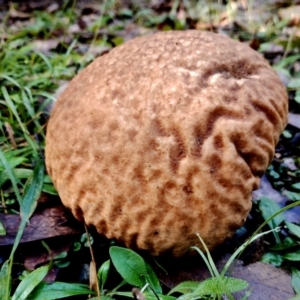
[45,30,288,257]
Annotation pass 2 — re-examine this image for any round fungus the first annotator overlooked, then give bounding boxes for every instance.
[45,30,288,257]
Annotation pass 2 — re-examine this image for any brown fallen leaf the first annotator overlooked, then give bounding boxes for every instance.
[132,288,146,300]
[32,39,59,53]
[23,238,73,283]
[24,239,72,271]
[231,261,295,300]
[0,205,83,246]
[89,261,98,293]
[278,5,300,26]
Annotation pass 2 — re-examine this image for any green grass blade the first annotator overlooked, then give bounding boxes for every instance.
[0,148,22,204]
[19,159,44,216]
[10,159,44,258]
[12,265,49,300]
[196,233,220,277]
[190,246,214,278]
[28,282,95,300]
[34,51,53,72]
[0,260,12,300]
[21,89,35,119]
[221,227,279,277]
[0,74,21,88]
[0,218,6,235]
[1,86,28,135]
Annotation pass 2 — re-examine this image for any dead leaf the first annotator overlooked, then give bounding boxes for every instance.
[9,6,32,19]
[32,39,59,53]
[89,261,98,292]
[132,288,146,300]
[231,261,295,300]
[0,205,83,246]
[278,5,300,26]
[24,240,72,271]
[4,122,16,149]
[23,238,72,283]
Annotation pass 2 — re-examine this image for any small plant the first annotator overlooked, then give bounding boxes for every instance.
[94,246,174,300]
[167,232,250,300]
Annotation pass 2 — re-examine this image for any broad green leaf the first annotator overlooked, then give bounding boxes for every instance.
[285,222,300,239]
[259,197,283,243]
[43,175,53,183]
[109,246,147,287]
[168,281,199,295]
[292,182,300,190]
[274,54,300,68]
[295,91,300,104]
[181,277,247,299]
[222,277,249,294]
[54,251,67,260]
[97,259,110,291]
[261,252,283,266]
[12,265,49,300]
[0,219,6,235]
[0,260,11,300]
[283,250,300,261]
[285,191,300,201]
[282,130,292,138]
[259,197,284,228]
[288,77,300,89]
[291,268,300,295]
[28,282,94,300]
[194,277,222,295]
[145,261,162,294]
[42,183,58,195]
[269,237,298,251]
[42,175,57,195]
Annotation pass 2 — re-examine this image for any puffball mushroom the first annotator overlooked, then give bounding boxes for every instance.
[45,30,288,257]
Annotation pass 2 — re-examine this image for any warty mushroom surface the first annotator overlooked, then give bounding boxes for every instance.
[45,30,288,257]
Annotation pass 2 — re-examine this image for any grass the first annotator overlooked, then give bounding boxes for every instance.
[0,0,300,299]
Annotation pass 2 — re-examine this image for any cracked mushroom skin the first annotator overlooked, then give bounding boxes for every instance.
[45,30,288,257]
